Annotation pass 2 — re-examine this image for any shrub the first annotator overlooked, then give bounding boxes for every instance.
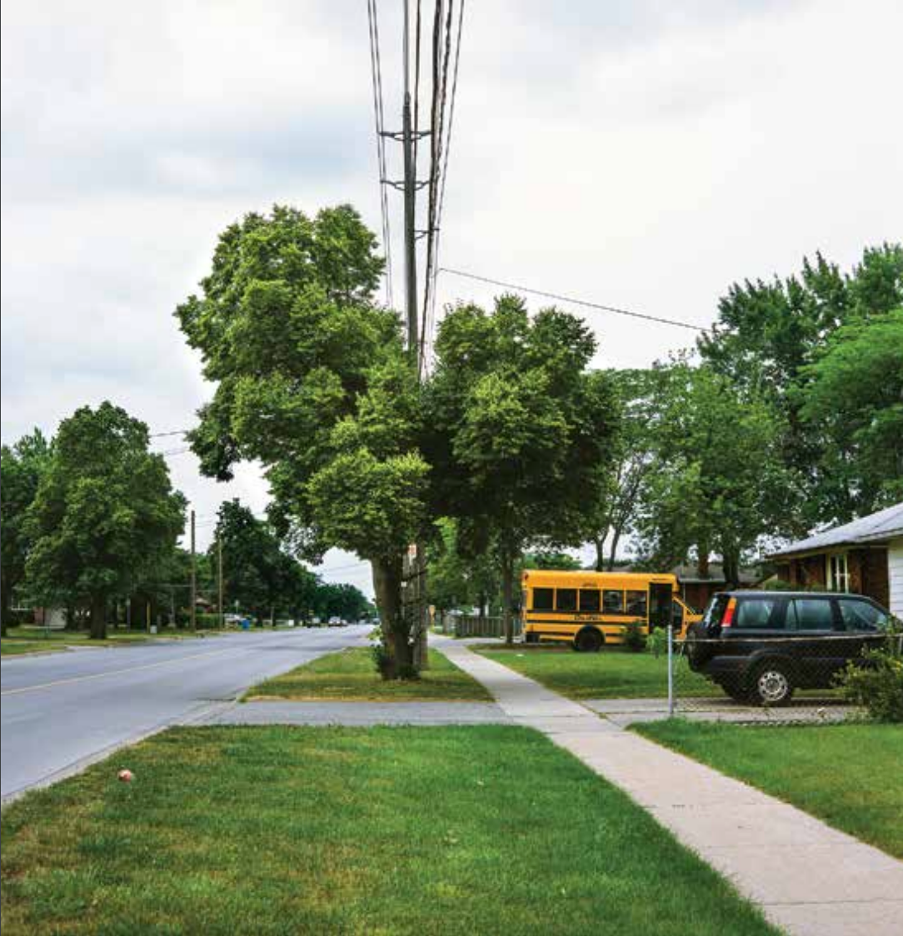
[835,634,903,722]
[646,627,668,659]
[623,621,646,653]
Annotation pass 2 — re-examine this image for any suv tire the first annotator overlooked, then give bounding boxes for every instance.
[574,627,604,653]
[749,659,795,706]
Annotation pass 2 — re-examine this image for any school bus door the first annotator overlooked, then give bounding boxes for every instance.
[649,582,673,629]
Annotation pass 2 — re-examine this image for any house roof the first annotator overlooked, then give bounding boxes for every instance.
[768,503,904,559]
[669,563,759,585]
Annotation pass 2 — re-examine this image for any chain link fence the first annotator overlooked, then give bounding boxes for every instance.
[665,628,899,723]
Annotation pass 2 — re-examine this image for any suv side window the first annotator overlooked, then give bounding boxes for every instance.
[837,598,886,632]
[792,598,834,630]
[735,597,781,629]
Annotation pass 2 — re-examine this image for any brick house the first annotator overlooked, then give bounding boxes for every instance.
[768,503,903,616]
[670,564,759,612]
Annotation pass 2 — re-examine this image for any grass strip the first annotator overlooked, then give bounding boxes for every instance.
[1,724,778,936]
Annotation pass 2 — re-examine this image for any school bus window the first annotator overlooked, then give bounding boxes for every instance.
[579,589,601,613]
[532,588,554,611]
[603,589,623,613]
[556,588,578,611]
[626,590,647,617]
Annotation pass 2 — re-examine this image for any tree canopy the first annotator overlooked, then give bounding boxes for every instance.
[0,429,51,634]
[24,403,186,638]
[426,295,619,640]
[699,243,902,526]
[176,205,428,673]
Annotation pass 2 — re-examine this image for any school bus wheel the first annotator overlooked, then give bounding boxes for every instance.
[573,627,604,653]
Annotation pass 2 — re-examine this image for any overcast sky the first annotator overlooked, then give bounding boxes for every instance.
[2,0,901,597]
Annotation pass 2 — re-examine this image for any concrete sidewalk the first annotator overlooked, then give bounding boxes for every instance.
[437,637,903,936]
[196,700,511,727]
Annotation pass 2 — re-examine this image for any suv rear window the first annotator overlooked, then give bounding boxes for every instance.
[735,597,780,629]
[702,595,729,628]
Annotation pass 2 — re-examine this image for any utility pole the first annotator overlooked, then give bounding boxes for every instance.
[401,1,429,669]
[189,508,197,632]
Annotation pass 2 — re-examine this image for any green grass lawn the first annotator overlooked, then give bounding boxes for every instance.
[0,626,218,656]
[246,646,493,702]
[474,644,719,700]
[1,725,778,936]
[635,720,903,858]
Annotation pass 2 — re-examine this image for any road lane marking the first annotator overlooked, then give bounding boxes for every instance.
[0,645,242,696]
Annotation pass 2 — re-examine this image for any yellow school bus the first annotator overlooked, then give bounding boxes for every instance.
[521,569,701,652]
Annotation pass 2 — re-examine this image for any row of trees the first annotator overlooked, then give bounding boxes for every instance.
[175,204,901,673]
[1,404,185,638]
[587,244,902,578]
[175,205,620,667]
[0,407,370,638]
[211,499,371,623]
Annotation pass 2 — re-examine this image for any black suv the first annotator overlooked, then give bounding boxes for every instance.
[685,591,891,705]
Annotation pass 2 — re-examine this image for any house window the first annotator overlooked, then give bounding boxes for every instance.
[826,553,850,592]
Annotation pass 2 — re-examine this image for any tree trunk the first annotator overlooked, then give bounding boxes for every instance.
[372,555,416,679]
[607,528,623,571]
[1,583,10,637]
[594,538,605,573]
[501,547,516,645]
[90,593,108,640]
[722,544,740,588]
[697,546,710,579]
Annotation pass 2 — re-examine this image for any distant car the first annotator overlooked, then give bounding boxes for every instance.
[327,616,343,627]
[686,591,890,705]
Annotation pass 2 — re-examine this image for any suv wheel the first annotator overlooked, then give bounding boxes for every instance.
[574,627,603,653]
[750,661,794,706]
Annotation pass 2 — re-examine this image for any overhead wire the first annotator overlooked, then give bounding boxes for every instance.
[424,0,465,368]
[419,0,464,376]
[366,0,394,308]
[436,267,708,333]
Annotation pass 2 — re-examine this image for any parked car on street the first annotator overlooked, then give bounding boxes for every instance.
[685,590,891,705]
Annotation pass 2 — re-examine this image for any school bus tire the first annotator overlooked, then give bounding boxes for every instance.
[573,627,604,653]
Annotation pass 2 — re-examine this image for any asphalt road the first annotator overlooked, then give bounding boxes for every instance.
[0,625,369,799]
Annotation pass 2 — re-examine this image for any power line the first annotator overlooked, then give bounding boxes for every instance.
[436,267,708,333]
[366,0,394,308]
[149,429,189,438]
[424,0,465,369]
[419,0,465,377]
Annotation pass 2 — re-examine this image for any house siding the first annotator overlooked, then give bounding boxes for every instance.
[888,541,903,617]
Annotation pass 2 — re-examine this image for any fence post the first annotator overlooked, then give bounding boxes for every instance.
[667,625,675,718]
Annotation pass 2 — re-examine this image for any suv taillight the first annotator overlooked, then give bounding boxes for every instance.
[720,597,737,627]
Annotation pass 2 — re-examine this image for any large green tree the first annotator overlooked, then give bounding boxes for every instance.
[634,363,789,583]
[795,306,903,516]
[25,403,185,638]
[583,368,667,571]
[426,295,618,642]
[176,205,429,675]
[0,429,52,634]
[699,243,902,527]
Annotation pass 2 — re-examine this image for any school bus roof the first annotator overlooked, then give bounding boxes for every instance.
[521,569,678,586]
